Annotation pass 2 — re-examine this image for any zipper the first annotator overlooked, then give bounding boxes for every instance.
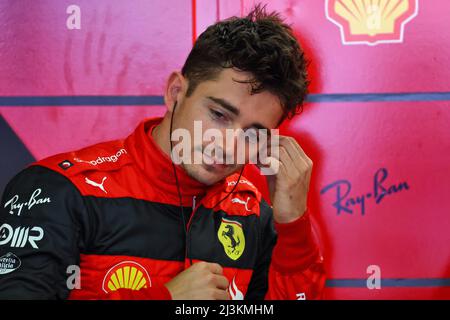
[187,195,203,231]
[184,195,203,266]
[185,191,237,266]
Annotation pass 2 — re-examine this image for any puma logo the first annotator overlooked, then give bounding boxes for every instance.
[231,197,251,212]
[85,176,107,194]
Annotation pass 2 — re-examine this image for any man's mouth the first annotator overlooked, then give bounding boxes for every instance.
[202,153,230,172]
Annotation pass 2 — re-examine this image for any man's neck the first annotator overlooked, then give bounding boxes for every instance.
[151,116,172,158]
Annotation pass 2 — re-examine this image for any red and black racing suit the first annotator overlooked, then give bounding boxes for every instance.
[0,117,325,299]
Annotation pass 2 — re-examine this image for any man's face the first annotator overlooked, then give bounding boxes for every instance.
[171,68,284,185]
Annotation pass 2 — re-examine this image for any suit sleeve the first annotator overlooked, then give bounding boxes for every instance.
[0,165,89,299]
[245,199,326,300]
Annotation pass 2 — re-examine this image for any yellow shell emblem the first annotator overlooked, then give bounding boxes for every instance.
[326,0,418,45]
[102,261,151,293]
[218,218,245,260]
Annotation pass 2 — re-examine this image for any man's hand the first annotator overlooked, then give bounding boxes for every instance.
[265,136,313,224]
[164,261,230,300]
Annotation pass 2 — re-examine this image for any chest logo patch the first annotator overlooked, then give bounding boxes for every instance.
[102,261,151,293]
[218,218,245,260]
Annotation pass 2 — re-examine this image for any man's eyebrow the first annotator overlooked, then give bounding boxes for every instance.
[206,96,240,116]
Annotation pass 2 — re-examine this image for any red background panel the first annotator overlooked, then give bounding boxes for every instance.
[0,0,192,96]
[323,287,450,300]
[244,101,450,296]
[286,102,450,280]
[0,106,166,159]
[223,0,450,94]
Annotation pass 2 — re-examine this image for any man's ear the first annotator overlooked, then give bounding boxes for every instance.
[164,71,187,112]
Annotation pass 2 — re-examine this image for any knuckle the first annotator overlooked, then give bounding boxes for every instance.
[210,289,220,299]
[213,263,223,273]
[214,289,227,300]
[222,275,230,285]
[211,290,219,299]
[206,273,215,284]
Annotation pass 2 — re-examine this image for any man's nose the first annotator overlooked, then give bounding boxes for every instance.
[213,129,235,164]
[223,130,239,155]
[225,128,258,164]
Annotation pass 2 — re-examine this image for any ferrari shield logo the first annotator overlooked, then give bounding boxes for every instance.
[218,218,245,260]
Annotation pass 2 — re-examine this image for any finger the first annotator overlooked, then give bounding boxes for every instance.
[280,136,312,166]
[279,145,301,175]
[212,274,229,290]
[259,155,280,176]
[279,137,310,171]
[281,137,302,165]
[279,136,305,163]
[212,289,230,300]
[205,262,224,275]
[278,158,289,180]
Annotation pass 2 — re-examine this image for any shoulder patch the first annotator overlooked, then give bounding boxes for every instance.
[201,174,262,217]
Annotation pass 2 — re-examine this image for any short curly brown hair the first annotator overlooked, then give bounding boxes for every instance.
[181,3,309,120]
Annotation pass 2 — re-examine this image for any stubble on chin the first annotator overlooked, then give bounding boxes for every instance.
[183,163,240,186]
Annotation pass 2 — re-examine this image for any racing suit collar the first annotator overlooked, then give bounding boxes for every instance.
[125,117,209,205]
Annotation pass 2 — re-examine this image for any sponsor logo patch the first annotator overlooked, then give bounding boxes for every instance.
[102,261,152,293]
[0,223,44,249]
[4,188,51,216]
[326,0,418,45]
[85,176,108,194]
[231,197,251,212]
[0,252,21,275]
[74,148,127,166]
[228,276,244,300]
[218,218,245,260]
[58,160,74,170]
[296,292,306,300]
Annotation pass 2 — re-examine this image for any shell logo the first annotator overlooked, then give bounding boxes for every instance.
[326,0,419,45]
[102,261,152,293]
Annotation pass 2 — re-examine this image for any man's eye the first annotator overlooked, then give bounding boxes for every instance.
[210,109,227,121]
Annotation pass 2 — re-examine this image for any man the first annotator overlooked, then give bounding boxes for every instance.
[0,5,325,299]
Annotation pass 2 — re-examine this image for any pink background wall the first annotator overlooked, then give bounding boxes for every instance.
[0,0,449,299]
